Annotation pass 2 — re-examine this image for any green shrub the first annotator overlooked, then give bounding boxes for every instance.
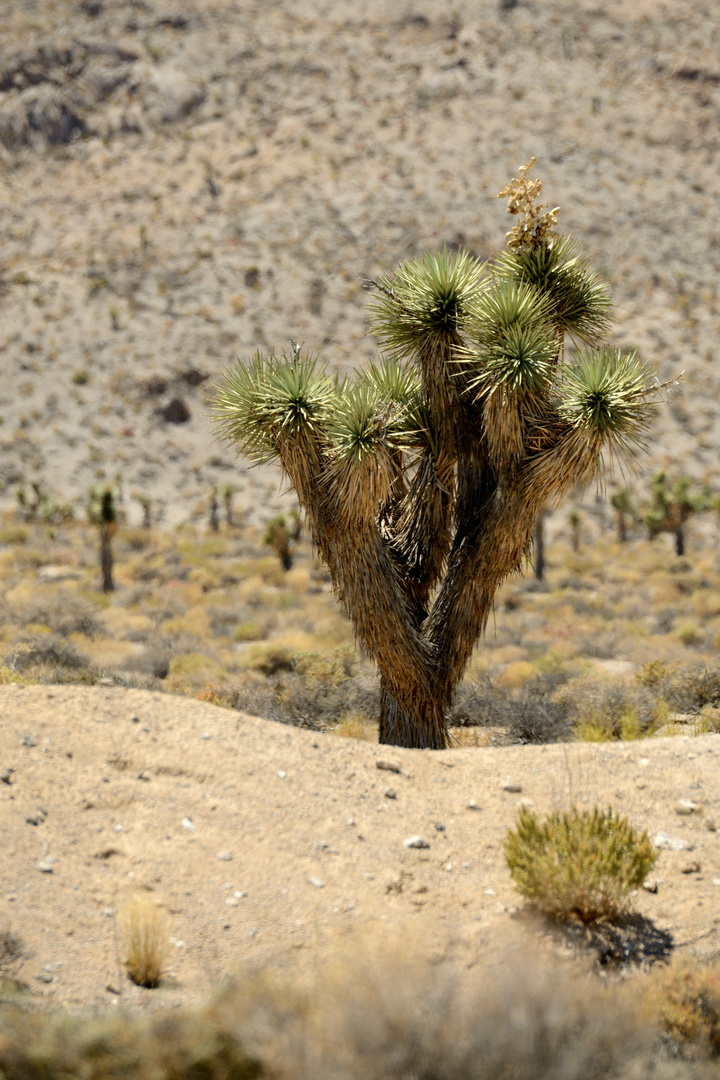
[504,805,657,923]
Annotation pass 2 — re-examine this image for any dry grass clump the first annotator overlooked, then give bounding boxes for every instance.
[504,805,657,923]
[646,959,720,1061]
[230,947,653,1080]
[555,674,660,741]
[120,894,170,989]
[449,673,572,743]
[0,1003,265,1080]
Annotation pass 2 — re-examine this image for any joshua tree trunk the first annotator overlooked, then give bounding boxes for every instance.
[214,161,658,748]
[100,523,115,593]
[533,509,546,581]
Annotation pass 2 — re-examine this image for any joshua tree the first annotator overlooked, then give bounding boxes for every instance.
[222,483,235,527]
[644,472,708,557]
[208,485,220,532]
[88,484,118,593]
[610,487,634,542]
[214,160,659,748]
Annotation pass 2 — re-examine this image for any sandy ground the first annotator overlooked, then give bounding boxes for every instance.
[1,683,719,1012]
[1,0,719,529]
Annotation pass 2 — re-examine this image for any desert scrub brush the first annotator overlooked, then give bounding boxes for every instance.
[504,805,656,923]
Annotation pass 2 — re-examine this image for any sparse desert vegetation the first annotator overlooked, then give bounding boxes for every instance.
[2,0,720,1071]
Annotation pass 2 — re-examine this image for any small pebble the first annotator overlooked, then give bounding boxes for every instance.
[502,782,522,793]
[676,800,697,815]
[217,850,233,861]
[681,861,701,875]
[705,819,717,832]
[106,983,121,995]
[181,817,196,832]
[433,822,445,831]
[21,735,36,747]
[277,770,286,779]
[403,836,429,849]
[466,800,481,810]
[225,896,240,907]
[384,787,397,799]
[642,879,659,894]
[37,858,56,873]
[346,818,355,827]
[0,768,12,784]
[201,732,211,740]
[36,973,53,983]
[308,876,324,888]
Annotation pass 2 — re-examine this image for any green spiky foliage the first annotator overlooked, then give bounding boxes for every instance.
[504,805,657,923]
[214,165,659,749]
[644,471,709,557]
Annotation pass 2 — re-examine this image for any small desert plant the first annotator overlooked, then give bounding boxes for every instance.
[264,515,294,570]
[647,960,720,1060]
[120,894,169,988]
[504,805,657,922]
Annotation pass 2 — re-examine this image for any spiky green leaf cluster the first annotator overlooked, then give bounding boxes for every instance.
[558,349,655,457]
[369,248,486,357]
[496,236,612,343]
[504,805,657,923]
[213,351,336,464]
[460,281,557,400]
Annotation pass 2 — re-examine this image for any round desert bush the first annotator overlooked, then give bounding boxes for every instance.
[504,805,657,923]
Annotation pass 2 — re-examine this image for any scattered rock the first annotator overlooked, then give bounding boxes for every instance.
[433,822,445,831]
[106,983,121,995]
[642,879,659,893]
[383,787,397,799]
[704,819,717,832]
[403,835,429,849]
[217,850,232,861]
[501,782,522,793]
[159,397,191,424]
[466,800,481,810]
[308,876,324,888]
[654,832,694,851]
[141,67,205,124]
[376,759,408,777]
[0,768,12,784]
[21,735,36,747]
[681,861,701,874]
[676,799,698,815]
[37,858,56,873]
[36,972,53,983]
[181,816,196,832]
[277,770,286,779]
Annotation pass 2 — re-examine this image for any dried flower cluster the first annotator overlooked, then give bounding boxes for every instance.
[498,156,561,251]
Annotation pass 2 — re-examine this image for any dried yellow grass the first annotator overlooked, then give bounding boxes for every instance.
[120,894,169,989]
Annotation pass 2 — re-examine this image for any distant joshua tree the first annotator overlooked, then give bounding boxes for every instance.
[610,488,634,542]
[644,472,708,557]
[214,160,660,748]
[88,484,118,593]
